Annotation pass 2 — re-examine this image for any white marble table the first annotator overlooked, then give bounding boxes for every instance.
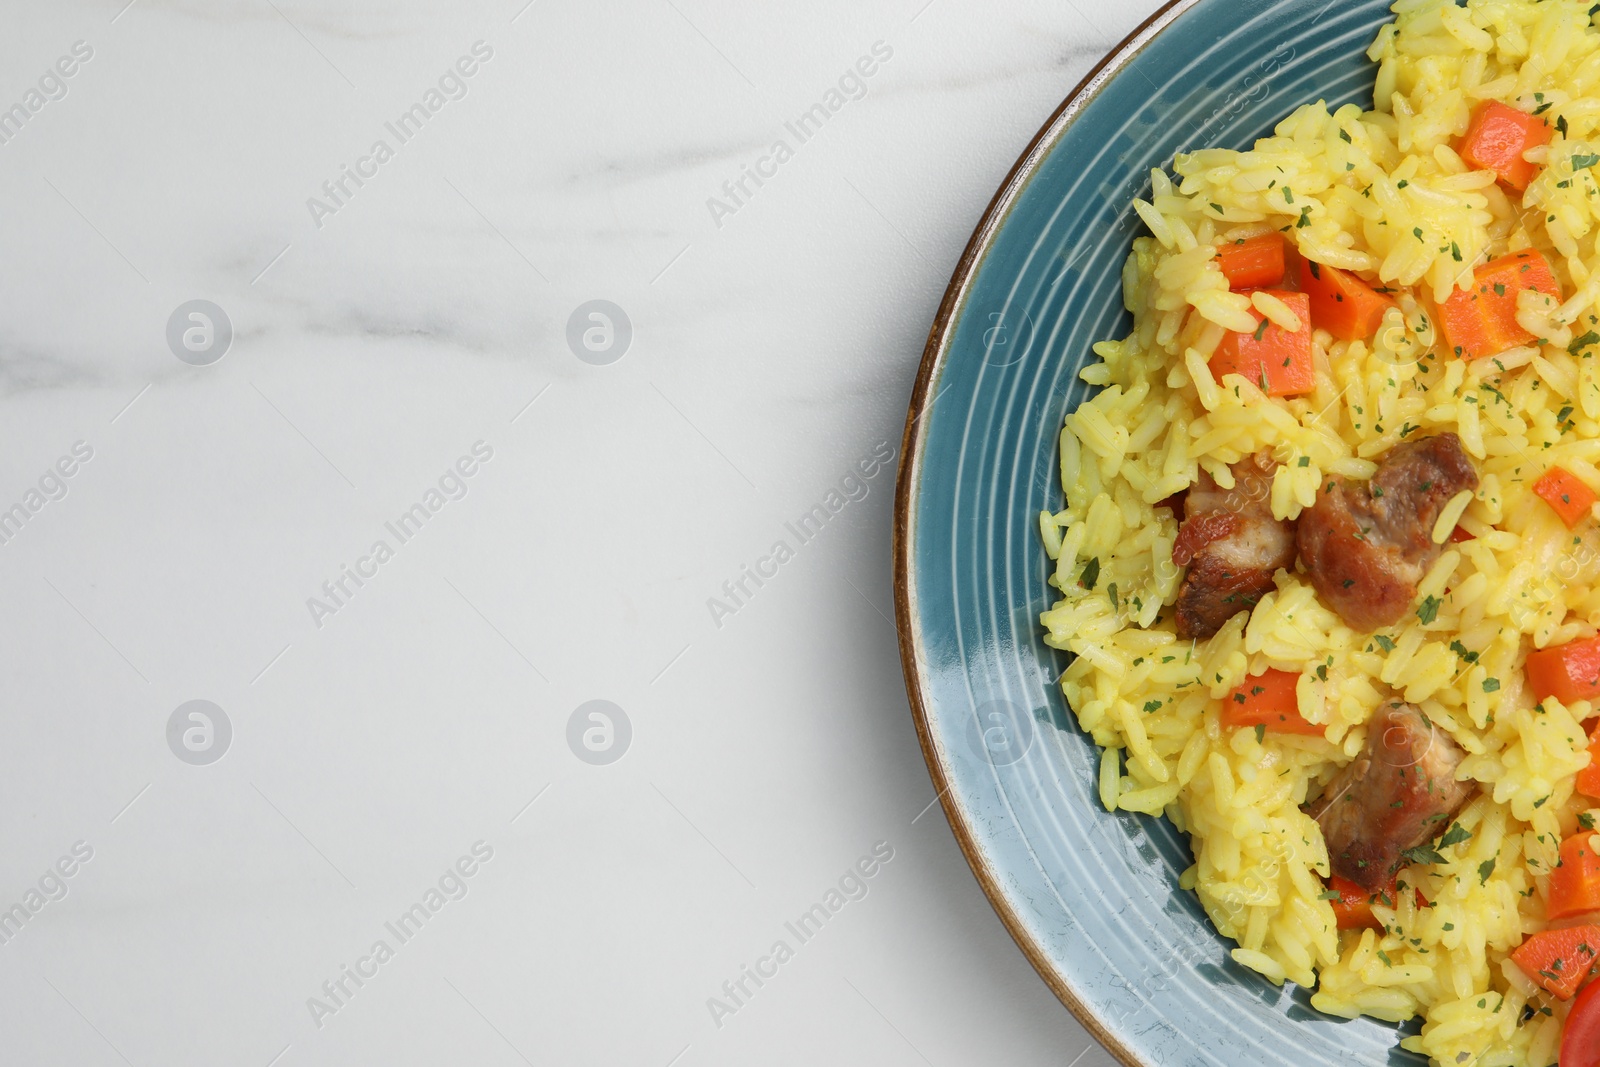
[0,0,1163,1062]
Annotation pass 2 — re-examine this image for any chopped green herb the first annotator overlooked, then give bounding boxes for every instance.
[1401,844,1446,866]
[1416,595,1442,625]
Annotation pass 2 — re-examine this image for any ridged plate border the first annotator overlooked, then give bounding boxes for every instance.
[891,1,1415,1065]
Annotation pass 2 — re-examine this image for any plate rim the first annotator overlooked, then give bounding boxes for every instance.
[890,2,1208,1065]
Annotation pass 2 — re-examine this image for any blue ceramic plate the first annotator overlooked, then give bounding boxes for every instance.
[892,1,1421,1064]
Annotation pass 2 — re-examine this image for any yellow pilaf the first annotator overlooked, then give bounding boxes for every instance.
[1039,2,1600,1063]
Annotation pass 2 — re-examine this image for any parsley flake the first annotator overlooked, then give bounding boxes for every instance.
[1416,595,1441,624]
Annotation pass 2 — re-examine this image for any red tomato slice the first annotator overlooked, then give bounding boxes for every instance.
[1564,977,1600,1067]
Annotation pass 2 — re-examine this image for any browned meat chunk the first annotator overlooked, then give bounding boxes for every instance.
[1296,433,1478,632]
[1172,452,1296,640]
[1304,702,1475,892]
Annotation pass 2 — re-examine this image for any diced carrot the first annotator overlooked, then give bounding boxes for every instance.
[1457,100,1552,192]
[1437,250,1562,361]
[1221,668,1322,735]
[1448,525,1475,543]
[1511,925,1600,999]
[1219,234,1287,290]
[1327,875,1383,930]
[1325,874,1427,930]
[1291,252,1397,341]
[1527,636,1600,707]
[1550,833,1600,921]
[1533,466,1598,529]
[1209,290,1316,397]
[1579,725,1600,799]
